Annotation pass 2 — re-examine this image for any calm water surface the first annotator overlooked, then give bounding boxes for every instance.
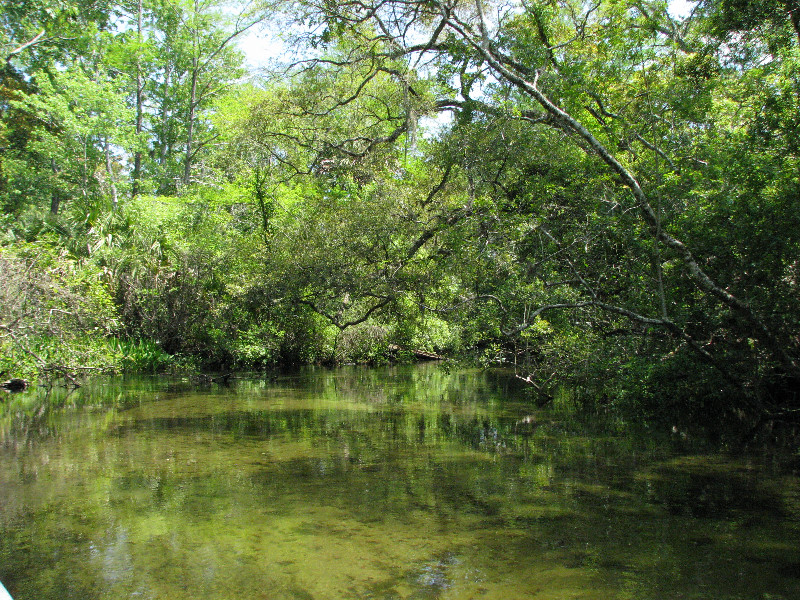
[0,365,798,599]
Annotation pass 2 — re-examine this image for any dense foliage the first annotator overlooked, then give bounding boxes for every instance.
[1,0,799,427]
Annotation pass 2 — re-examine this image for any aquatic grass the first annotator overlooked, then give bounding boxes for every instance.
[108,338,175,373]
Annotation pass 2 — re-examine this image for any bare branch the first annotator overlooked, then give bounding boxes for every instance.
[5,29,46,63]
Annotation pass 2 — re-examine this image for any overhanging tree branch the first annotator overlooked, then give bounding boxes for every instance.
[444,8,799,380]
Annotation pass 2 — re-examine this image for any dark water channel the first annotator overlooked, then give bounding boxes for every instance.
[1,365,799,599]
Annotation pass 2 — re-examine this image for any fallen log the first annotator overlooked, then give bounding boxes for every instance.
[387,345,445,361]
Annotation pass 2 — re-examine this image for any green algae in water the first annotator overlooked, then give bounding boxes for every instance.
[0,365,799,599]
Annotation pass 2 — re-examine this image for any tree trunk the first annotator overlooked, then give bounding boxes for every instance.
[183,62,197,187]
[132,0,144,197]
[183,1,200,187]
[105,137,118,210]
[158,61,171,168]
[50,158,61,215]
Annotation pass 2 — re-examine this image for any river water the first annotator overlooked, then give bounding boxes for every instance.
[0,365,798,599]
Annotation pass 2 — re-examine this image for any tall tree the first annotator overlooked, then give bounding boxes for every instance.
[1,0,120,214]
[141,0,267,191]
[12,64,134,214]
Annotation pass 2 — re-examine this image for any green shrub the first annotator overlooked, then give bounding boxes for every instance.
[0,241,120,380]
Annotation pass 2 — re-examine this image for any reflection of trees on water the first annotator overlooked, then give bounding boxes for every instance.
[0,365,799,600]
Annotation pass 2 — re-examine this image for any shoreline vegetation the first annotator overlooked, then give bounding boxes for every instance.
[2,0,800,439]
[0,240,449,383]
